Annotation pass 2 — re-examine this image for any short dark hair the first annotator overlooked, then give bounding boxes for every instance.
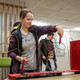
[20,9,32,19]
[47,32,54,36]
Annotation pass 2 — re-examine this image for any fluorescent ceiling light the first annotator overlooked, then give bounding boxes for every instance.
[63,29,71,31]
[32,21,48,26]
[64,27,80,31]
[72,27,80,31]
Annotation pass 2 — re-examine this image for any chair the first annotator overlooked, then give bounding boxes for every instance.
[0,57,11,80]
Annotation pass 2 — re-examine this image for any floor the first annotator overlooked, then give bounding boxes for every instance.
[17,74,80,80]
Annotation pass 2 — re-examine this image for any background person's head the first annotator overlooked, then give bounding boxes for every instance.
[20,9,33,29]
[47,32,54,40]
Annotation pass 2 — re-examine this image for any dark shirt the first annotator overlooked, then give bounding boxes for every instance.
[40,38,56,61]
[46,39,54,52]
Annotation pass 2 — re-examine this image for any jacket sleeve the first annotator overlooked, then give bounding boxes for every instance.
[8,35,18,60]
[37,25,57,38]
[40,40,45,57]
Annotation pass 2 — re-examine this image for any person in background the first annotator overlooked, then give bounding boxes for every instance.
[46,51,55,71]
[40,32,57,71]
[8,9,64,74]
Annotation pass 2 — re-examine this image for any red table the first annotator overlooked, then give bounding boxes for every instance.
[8,70,80,80]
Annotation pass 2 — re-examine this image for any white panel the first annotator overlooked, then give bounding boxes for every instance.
[38,0,75,10]
[33,16,47,22]
[24,0,42,9]
[32,6,57,17]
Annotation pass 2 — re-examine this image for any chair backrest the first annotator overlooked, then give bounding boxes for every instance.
[0,57,11,67]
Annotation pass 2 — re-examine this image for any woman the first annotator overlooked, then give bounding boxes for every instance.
[8,9,64,73]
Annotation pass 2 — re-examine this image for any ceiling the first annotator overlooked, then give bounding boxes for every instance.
[24,0,80,30]
[1,0,80,30]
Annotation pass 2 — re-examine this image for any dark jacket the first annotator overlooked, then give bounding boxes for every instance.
[40,38,56,61]
[8,24,57,73]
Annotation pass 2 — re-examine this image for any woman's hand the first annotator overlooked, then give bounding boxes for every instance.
[56,26,64,38]
[20,57,30,63]
[16,56,29,63]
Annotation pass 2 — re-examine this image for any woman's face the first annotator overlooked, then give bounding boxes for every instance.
[21,12,33,28]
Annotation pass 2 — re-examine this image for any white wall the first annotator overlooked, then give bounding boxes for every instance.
[56,31,80,71]
[41,31,80,71]
[68,31,80,40]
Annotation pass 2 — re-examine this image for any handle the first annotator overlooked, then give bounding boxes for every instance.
[21,60,25,74]
[59,37,61,44]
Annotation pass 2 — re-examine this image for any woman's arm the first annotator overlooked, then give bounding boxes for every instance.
[56,26,64,38]
[8,35,30,62]
[37,25,64,38]
[8,36,19,60]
